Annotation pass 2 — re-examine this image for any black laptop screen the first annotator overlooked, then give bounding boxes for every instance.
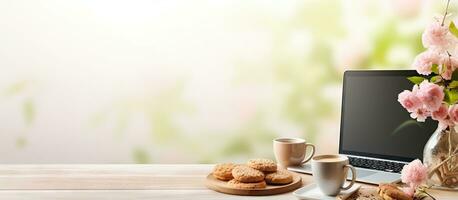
[339,70,437,162]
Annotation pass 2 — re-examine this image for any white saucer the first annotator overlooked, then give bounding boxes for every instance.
[293,183,361,200]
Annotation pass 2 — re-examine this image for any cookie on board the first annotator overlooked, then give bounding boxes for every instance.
[213,163,237,181]
[265,169,293,185]
[232,165,265,183]
[247,158,277,172]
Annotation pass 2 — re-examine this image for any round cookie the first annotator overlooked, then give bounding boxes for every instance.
[232,165,265,183]
[227,179,267,189]
[265,169,293,185]
[247,158,277,172]
[213,163,237,181]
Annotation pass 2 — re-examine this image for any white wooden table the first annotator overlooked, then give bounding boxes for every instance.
[0,164,455,199]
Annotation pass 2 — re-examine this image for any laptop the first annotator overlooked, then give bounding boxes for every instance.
[288,70,437,184]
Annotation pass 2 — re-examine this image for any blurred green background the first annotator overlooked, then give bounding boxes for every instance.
[0,0,453,163]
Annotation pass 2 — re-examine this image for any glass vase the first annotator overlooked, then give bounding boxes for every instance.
[423,125,458,190]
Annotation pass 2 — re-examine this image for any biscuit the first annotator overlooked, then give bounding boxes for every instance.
[378,184,413,200]
[213,163,237,181]
[227,179,267,189]
[247,158,277,172]
[232,165,265,183]
[265,169,293,185]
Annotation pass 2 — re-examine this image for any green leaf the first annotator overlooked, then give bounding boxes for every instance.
[16,137,27,149]
[23,99,35,126]
[445,89,458,104]
[450,21,458,38]
[3,80,28,97]
[407,76,426,84]
[431,64,439,74]
[452,70,458,81]
[430,75,442,83]
[132,148,150,164]
[450,81,458,88]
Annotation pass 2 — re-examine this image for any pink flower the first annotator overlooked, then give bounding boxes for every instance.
[449,104,458,123]
[410,107,430,122]
[422,21,455,51]
[398,90,422,112]
[412,50,444,75]
[412,84,420,93]
[417,80,444,111]
[440,56,458,80]
[432,103,448,121]
[401,159,428,188]
[441,64,453,80]
[432,103,453,129]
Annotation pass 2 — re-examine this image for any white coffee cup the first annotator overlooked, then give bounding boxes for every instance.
[311,154,356,196]
[273,138,315,168]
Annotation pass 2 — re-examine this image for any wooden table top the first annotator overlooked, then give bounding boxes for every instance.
[0,164,455,199]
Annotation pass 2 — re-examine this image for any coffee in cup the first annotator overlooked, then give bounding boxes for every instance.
[273,138,315,168]
[311,154,356,196]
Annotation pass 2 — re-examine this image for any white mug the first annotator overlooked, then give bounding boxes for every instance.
[311,154,356,196]
[273,138,315,167]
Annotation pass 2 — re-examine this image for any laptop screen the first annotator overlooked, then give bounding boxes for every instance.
[339,70,437,162]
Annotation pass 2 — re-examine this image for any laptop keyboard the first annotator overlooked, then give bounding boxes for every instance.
[348,156,405,173]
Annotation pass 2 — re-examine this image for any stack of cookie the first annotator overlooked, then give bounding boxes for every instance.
[212,158,294,189]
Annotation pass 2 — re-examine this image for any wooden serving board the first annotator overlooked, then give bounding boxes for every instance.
[205,173,302,196]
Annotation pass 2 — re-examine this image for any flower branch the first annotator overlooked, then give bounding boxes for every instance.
[398,0,458,197]
[442,0,451,26]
